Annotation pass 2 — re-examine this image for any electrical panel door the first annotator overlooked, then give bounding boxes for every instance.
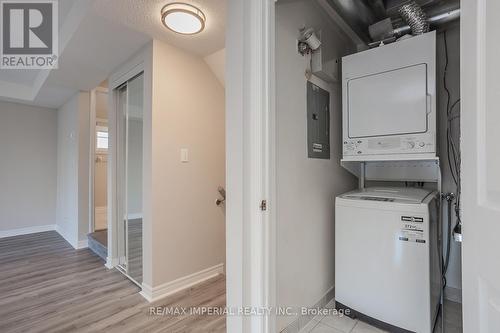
[307,81,330,159]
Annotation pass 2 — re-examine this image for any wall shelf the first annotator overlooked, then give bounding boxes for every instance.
[341,158,441,191]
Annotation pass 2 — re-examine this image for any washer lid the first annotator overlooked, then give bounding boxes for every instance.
[340,187,433,204]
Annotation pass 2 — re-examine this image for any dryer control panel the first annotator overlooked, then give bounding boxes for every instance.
[343,133,435,157]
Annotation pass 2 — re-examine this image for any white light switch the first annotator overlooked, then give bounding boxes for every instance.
[180,148,189,163]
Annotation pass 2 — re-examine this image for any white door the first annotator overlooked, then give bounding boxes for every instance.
[461,0,500,331]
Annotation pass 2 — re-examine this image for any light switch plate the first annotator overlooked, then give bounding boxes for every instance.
[180,148,189,162]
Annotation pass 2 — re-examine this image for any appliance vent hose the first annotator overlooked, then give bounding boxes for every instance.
[399,1,429,35]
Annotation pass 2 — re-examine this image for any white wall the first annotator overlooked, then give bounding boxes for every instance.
[0,101,57,235]
[275,1,358,330]
[142,39,226,288]
[56,92,90,248]
[56,94,79,245]
[78,92,90,244]
[436,23,462,299]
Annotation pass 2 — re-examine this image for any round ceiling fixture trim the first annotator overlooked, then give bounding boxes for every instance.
[161,3,206,35]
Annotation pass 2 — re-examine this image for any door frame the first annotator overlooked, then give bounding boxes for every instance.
[226,0,276,331]
[89,86,109,234]
[115,82,128,270]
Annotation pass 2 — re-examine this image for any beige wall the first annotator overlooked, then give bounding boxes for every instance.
[145,39,226,287]
[94,158,107,208]
[204,48,225,87]
[95,92,108,119]
[0,101,57,233]
[94,91,108,209]
[276,1,358,330]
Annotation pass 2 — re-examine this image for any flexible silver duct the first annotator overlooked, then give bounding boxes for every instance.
[393,8,460,36]
[398,1,429,35]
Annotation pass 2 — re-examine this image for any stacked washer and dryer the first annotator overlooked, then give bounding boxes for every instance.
[335,32,442,333]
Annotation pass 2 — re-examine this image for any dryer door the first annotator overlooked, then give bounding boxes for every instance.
[347,64,429,138]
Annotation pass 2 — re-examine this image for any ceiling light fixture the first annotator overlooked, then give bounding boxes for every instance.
[161,3,206,35]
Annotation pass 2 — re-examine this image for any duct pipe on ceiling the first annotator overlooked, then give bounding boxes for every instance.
[393,8,460,36]
[398,0,429,35]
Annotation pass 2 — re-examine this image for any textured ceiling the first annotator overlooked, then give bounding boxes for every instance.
[0,0,77,88]
[93,0,226,57]
[0,0,226,108]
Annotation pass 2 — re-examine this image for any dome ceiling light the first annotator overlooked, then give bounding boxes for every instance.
[161,3,206,35]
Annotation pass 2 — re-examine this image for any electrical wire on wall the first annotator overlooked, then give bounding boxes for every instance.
[441,29,461,289]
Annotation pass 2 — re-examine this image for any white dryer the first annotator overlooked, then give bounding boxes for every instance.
[342,32,436,161]
[335,187,440,333]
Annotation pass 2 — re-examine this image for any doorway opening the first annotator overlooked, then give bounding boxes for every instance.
[274,1,462,332]
[88,83,109,261]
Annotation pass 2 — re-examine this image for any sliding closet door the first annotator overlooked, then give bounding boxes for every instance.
[125,74,143,284]
[116,85,128,270]
[116,73,143,284]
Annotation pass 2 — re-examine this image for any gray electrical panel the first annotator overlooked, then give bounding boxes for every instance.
[307,81,330,159]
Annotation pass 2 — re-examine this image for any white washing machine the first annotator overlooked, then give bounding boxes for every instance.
[335,187,440,333]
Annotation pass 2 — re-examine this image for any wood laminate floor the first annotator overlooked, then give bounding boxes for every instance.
[0,231,462,333]
[0,231,226,333]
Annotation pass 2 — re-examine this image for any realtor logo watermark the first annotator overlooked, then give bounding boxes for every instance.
[0,0,58,69]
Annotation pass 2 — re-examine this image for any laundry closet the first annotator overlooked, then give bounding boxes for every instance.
[275,1,461,332]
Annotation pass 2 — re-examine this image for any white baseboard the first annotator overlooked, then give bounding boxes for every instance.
[280,286,335,333]
[444,286,462,303]
[105,256,119,269]
[0,224,56,238]
[55,225,89,250]
[0,225,89,250]
[140,263,225,302]
[55,225,78,249]
[77,239,88,249]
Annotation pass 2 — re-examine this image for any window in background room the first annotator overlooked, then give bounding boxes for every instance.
[96,125,109,152]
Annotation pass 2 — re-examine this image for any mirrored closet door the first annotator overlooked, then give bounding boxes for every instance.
[116,73,144,285]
